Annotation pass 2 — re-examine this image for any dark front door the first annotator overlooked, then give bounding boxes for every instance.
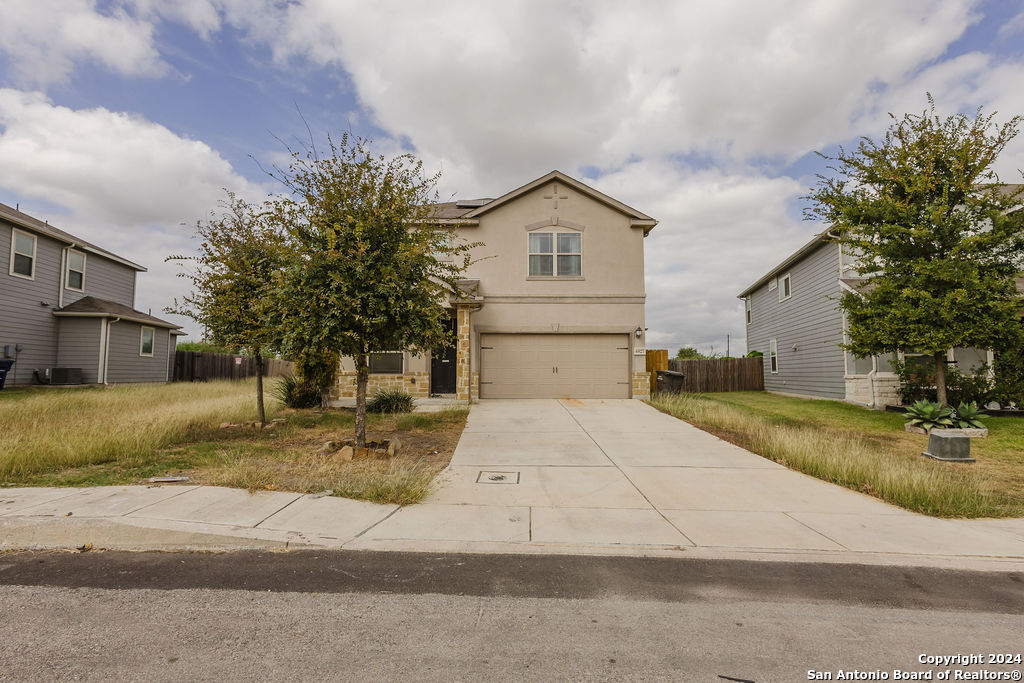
[431,316,458,394]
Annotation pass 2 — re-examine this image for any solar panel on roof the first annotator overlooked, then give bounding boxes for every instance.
[454,198,493,208]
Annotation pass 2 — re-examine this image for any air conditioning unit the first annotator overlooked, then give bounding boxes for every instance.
[51,367,84,385]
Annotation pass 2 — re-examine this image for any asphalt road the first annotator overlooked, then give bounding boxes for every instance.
[1,551,1022,681]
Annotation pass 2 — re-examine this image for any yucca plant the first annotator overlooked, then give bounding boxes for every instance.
[952,401,986,429]
[904,400,954,432]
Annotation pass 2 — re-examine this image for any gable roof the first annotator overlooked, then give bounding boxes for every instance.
[465,170,658,233]
[53,296,183,331]
[0,202,146,271]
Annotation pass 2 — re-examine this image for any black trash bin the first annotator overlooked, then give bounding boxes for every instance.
[656,369,685,394]
[0,359,13,390]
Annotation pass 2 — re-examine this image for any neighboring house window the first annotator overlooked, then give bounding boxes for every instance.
[769,339,778,373]
[369,352,403,374]
[778,273,792,301]
[140,327,155,356]
[10,228,36,279]
[745,298,751,325]
[528,232,581,277]
[65,249,86,291]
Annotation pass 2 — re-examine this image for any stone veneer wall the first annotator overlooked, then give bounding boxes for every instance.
[456,306,471,401]
[470,371,480,402]
[333,371,431,399]
[845,375,900,408]
[632,371,651,399]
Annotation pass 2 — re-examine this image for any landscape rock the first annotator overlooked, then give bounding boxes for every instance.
[337,446,354,461]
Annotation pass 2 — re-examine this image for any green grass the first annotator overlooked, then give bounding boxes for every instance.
[1,383,468,506]
[649,391,1024,518]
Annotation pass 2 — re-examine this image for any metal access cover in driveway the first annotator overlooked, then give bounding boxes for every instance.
[479,333,630,399]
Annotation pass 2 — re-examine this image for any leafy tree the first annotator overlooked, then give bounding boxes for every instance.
[806,96,1024,405]
[675,347,703,360]
[167,192,285,425]
[267,134,474,446]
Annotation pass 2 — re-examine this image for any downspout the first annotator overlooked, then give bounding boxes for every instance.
[866,367,877,409]
[102,317,121,385]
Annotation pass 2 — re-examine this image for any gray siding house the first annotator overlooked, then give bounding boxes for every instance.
[737,232,1002,407]
[1,202,183,386]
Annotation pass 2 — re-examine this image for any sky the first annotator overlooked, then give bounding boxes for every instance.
[2,0,1023,354]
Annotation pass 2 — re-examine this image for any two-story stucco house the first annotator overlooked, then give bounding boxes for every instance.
[737,229,1014,408]
[1,202,184,386]
[332,170,657,402]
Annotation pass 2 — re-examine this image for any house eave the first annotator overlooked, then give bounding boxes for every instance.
[52,311,181,329]
[465,170,657,227]
[0,203,146,272]
[736,230,834,298]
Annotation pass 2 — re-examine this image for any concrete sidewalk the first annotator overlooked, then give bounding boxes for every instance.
[3,399,1024,569]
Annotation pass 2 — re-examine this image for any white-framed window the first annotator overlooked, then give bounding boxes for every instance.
[9,228,36,279]
[140,327,155,356]
[769,339,778,373]
[65,249,86,291]
[745,298,751,325]
[778,273,792,301]
[528,231,582,277]
[369,352,403,374]
[768,277,777,291]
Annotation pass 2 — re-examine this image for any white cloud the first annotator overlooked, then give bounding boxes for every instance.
[0,0,167,85]
[217,0,982,191]
[0,89,268,335]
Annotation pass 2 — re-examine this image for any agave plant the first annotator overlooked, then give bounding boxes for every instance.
[904,400,954,432]
[952,401,986,429]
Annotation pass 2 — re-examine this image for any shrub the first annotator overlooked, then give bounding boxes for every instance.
[273,374,321,409]
[993,344,1024,406]
[892,357,994,406]
[367,388,415,414]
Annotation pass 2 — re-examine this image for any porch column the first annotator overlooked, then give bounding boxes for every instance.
[455,304,472,402]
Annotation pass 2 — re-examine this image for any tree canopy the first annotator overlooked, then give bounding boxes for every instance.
[167,192,286,424]
[267,134,474,445]
[806,96,1024,404]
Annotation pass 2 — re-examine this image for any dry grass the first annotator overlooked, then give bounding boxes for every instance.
[0,381,268,478]
[649,392,1020,518]
[191,409,467,505]
[2,383,468,506]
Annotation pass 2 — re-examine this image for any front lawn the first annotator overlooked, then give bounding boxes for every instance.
[0,381,467,505]
[649,391,1024,518]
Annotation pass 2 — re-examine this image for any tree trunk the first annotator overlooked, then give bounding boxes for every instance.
[934,351,948,406]
[254,348,266,426]
[355,349,368,448]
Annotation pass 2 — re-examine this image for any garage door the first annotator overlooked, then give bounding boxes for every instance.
[479,333,631,399]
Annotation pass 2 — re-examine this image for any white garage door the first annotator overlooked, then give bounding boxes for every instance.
[479,333,631,399]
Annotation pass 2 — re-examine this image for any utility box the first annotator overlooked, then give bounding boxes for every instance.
[922,431,974,463]
[51,367,84,385]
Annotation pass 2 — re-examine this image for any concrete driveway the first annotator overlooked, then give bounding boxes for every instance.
[367,398,1024,559]
[4,398,1024,565]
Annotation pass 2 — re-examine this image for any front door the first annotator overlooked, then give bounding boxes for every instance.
[430,316,457,394]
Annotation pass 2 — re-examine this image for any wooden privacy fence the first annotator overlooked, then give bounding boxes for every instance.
[173,351,294,382]
[661,357,765,393]
[645,349,669,394]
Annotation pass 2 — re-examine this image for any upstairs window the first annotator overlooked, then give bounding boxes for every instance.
[529,231,581,277]
[778,273,792,301]
[369,352,403,374]
[65,249,86,291]
[745,298,751,325]
[10,228,36,279]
